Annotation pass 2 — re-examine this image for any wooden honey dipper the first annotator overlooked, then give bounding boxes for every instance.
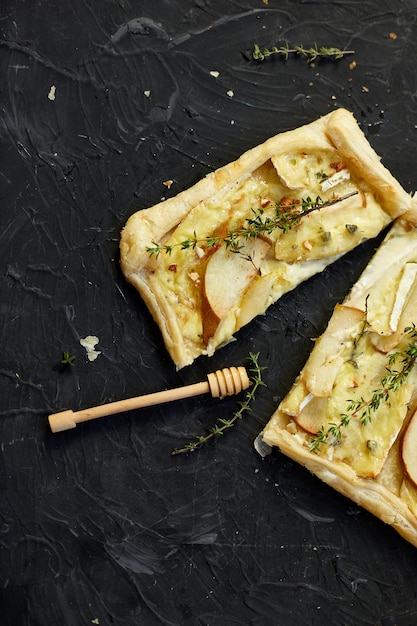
[48,366,250,433]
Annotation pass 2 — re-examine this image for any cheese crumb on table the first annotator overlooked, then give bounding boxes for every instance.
[80,335,101,362]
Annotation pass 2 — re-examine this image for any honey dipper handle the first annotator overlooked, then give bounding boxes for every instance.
[48,366,250,433]
[49,381,210,433]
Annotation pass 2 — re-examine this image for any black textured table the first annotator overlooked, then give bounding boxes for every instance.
[2,2,417,624]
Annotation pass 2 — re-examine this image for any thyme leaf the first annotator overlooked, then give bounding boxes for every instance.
[171,352,266,455]
[61,351,76,367]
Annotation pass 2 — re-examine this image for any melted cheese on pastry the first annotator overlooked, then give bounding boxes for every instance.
[120,109,412,368]
[260,218,417,547]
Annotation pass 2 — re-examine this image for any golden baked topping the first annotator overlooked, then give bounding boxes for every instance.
[120,109,412,369]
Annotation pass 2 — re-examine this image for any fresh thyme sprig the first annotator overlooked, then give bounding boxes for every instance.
[147,191,358,258]
[252,42,355,64]
[310,324,417,452]
[171,352,266,455]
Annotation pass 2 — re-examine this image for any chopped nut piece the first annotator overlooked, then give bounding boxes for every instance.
[261,198,271,208]
[345,224,358,234]
[280,196,300,208]
[188,272,200,285]
[330,162,346,172]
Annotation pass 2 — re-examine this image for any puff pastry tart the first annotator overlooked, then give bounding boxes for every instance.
[259,214,417,548]
[120,109,411,369]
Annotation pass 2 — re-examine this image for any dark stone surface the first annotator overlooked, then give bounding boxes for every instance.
[1,1,417,624]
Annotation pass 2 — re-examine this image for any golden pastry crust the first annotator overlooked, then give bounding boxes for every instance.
[120,109,412,368]
[260,217,417,548]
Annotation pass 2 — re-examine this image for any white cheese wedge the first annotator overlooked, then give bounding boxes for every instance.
[389,262,417,332]
[271,151,320,190]
[345,221,417,335]
[371,273,417,353]
[320,168,351,192]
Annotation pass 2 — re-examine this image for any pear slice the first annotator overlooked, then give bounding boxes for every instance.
[292,393,328,434]
[402,410,417,489]
[203,237,271,323]
[301,304,364,398]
